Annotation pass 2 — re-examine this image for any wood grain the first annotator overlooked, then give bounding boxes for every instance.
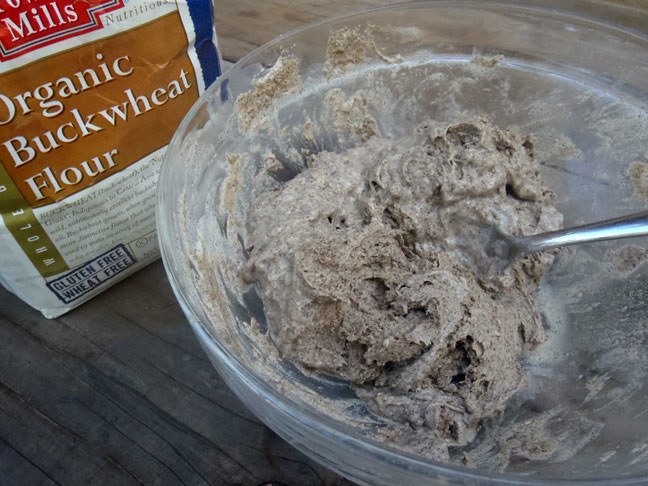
[213,0,409,62]
[213,0,648,63]
[2,1,647,485]
[0,263,350,486]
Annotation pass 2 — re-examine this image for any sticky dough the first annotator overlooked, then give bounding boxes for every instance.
[245,116,563,460]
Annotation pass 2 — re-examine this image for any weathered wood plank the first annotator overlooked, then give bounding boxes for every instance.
[0,262,352,486]
[213,0,648,63]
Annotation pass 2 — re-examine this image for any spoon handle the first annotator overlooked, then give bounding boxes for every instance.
[521,210,648,254]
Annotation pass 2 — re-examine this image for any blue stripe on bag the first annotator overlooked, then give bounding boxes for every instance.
[186,0,221,88]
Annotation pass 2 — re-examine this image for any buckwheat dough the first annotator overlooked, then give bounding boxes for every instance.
[244,116,563,460]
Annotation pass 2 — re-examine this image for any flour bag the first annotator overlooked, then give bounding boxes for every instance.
[0,0,221,316]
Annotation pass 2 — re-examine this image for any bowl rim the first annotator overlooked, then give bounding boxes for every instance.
[158,2,648,483]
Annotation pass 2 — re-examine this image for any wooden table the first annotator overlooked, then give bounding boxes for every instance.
[1,1,646,485]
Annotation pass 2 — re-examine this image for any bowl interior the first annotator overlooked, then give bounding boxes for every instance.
[158,3,648,483]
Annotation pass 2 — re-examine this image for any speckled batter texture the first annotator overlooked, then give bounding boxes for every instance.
[629,161,648,203]
[235,53,301,133]
[244,117,563,460]
[323,25,398,79]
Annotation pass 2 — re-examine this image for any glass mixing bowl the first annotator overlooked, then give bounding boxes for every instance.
[158,3,648,484]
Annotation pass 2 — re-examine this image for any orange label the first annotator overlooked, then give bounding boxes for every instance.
[0,12,199,208]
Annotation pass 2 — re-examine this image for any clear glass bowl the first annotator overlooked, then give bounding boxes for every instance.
[158,3,648,484]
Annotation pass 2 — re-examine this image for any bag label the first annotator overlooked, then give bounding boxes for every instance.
[0,0,125,61]
[0,159,68,276]
[0,12,199,279]
[0,12,198,208]
[46,242,135,303]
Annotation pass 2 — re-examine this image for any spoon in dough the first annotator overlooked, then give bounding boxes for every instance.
[485,210,648,272]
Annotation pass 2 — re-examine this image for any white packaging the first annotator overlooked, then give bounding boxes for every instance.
[0,0,221,317]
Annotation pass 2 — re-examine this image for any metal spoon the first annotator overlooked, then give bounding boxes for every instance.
[485,210,648,272]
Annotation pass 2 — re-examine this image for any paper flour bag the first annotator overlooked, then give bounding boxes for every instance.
[0,0,221,317]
